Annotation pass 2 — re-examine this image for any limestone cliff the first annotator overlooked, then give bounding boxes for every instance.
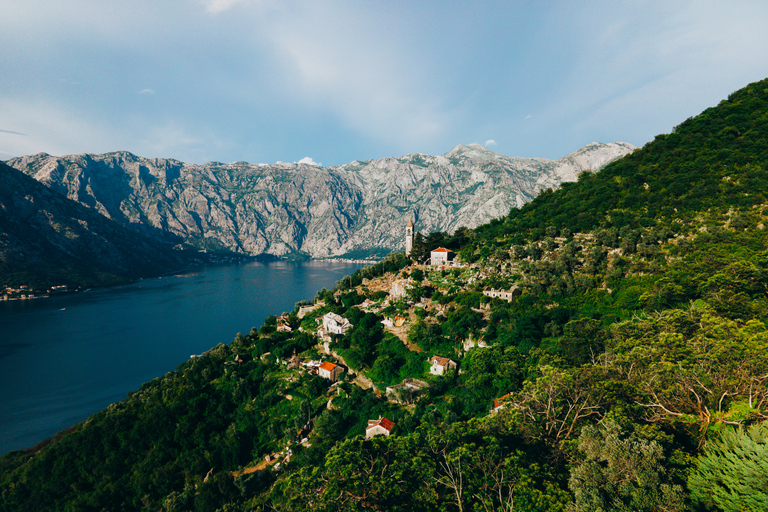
[0,162,190,287]
[8,142,635,258]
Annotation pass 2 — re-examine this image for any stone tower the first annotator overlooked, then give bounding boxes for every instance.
[405,218,414,257]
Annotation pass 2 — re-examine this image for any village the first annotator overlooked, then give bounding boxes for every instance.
[222,220,524,473]
[1,284,68,301]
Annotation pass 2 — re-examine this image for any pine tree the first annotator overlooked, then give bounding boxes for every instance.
[689,422,768,512]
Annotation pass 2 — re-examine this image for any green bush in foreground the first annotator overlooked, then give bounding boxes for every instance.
[689,422,768,512]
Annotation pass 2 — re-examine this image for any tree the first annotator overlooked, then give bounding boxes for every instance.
[568,420,688,512]
[463,346,524,400]
[688,421,768,511]
[608,303,768,435]
[411,232,429,263]
[507,365,609,445]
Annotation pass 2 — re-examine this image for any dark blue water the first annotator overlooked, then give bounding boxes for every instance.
[0,260,364,455]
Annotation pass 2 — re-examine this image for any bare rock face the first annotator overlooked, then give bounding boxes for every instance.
[8,142,635,258]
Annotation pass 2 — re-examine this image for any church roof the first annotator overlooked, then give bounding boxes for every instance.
[406,218,414,227]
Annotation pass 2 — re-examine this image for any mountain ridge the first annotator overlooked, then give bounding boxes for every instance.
[0,161,194,288]
[8,142,635,259]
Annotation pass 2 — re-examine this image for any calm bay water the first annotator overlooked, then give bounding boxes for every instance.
[0,260,364,455]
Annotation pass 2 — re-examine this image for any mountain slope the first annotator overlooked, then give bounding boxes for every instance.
[8,142,634,259]
[1,79,767,512]
[0,162,191,288]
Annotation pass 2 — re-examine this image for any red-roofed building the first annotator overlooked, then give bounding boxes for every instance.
[318,361,344,382]
[492,393,511,414]
[428,355,457,376]
[430,247,455,267]
[365,416,395,438]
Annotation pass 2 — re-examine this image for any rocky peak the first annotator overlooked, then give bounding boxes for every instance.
[8,142,635,259]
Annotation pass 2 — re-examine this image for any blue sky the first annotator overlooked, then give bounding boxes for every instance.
[2,0,767,166]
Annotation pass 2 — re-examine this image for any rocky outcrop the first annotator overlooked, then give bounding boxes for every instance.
[8,142,635,258]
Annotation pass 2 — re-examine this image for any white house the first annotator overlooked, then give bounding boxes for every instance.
[365,416,395,439]
[430,248,455,267]
[318,361,344,381]
[428,355,457,376]
[322,312,353,335]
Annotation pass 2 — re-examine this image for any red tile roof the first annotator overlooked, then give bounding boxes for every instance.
[367,417,395,432]
[432,247,452,253]
[430,356,453,367]
[494,393,511,409]
[319,361,338,371]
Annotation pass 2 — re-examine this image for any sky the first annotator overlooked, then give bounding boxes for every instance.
[2,0,768,166]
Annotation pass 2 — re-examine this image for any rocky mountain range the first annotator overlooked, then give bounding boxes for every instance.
[7,142,635,259]
[0,162,192,288]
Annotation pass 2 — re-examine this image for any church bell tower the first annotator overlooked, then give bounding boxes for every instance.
[405,218,414,257]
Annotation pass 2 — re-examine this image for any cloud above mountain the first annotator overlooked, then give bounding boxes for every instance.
[1,0,767,166]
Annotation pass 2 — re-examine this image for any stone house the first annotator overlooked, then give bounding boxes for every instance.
[322,312,353,335]
[385,378,429,403]
[430,247,455,267]
[298,301,324,319]
[482,286,521,302]
[462,335,489,351]
[390,279,409,298]
[318,361,344,382]
[365,416,395,439]
[428,355,457,376]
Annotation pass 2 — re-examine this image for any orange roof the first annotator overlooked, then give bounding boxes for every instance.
[430,356,453,366]
[367,417,395,432]
[432,247,452,253]
[494,393,511,409]
[319,361,338,371]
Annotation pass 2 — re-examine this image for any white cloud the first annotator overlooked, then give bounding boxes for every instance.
[297,156,320,166]
[138,89,156,95]
[261,4,451,152]
[484,139,497,147]
[534,0,768,152]
[200,0,253,14]
[0,97,116,158]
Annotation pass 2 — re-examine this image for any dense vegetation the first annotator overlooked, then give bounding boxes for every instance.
[2,78,768,511]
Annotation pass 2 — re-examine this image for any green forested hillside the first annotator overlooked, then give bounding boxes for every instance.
[0,162,196,289]
[2,78,768,512]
